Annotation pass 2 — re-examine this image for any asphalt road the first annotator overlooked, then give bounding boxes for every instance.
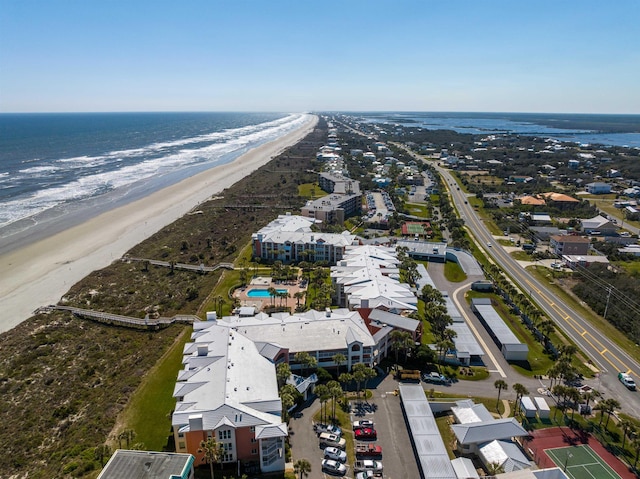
[429,161,640,418]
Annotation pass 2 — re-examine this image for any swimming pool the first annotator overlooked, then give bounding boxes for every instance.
[246,288,288,298]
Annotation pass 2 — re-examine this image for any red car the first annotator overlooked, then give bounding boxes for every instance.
[354,427,377,440]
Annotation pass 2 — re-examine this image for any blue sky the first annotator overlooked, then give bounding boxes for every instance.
[1,0,638,113]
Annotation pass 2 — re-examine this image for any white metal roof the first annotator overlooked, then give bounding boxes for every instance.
[472,300,524,348]
[398,383,457,479]
[217,308,376,354]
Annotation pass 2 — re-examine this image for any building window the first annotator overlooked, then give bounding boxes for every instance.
[178,442,186,450]
[251,438,257,443]
[223,453,234,462]
[218,430,231,440]
[250,426,255,432]
[252,448,258,455]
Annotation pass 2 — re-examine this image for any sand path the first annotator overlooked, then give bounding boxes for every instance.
[0,115,318,334]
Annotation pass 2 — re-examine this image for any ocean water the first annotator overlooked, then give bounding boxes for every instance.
[0,112,308,245]
[354,112,640,148]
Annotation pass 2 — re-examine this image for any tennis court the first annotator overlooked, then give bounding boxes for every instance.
[546,444,622,479]
[404,222,426,235]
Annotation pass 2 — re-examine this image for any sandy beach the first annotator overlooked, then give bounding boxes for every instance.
[0,114,318,334]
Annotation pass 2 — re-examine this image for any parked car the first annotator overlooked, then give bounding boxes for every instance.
[355,471,383,479]
[319,432,346,450]
[314,423,342,436]
[422,371,448,384]
[354,427,377,440]
[321,459,347,476]
[323,446,347,463]
[352,420,375,430]
[354,459,383,473]
[355,443,383,458]
[619,372,637,390]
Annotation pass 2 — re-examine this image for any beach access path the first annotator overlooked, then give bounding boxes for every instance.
[0,115,318,334]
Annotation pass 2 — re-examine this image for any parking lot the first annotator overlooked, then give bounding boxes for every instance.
[288,372,421,479]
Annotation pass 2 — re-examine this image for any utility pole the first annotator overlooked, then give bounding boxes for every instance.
[603,286,612,319]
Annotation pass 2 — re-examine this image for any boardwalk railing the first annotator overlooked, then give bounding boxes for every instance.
[123,257,234,273]
[37,305,200,330]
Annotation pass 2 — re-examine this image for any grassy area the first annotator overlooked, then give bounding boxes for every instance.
[468,292,555,377]
[116,327,192,451]
[298,182,320,198]
[444,260,467,282]
[510,250,534,261]
[613,260,640,275]
[404,202,430,218]
[435,415,457,459]
[527,265,640,361]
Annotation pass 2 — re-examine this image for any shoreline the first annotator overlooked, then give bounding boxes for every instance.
[0,114,318,334]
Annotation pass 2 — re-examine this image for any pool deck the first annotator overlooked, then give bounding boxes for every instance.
[233,276,307,312]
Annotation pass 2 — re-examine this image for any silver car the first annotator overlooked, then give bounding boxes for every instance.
[322,459,347,476]
[324,446,347,463]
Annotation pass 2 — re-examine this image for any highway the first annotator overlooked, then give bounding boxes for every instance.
[389,140,640,416]
[430,161,640,417]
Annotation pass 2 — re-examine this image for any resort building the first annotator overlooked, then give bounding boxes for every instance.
[331,245,418,313]
[171,322,287,475]
[318,172,361,195]
[252,214,358,264]
[215,308,379,372]
[301,192,362,224]
[585,182,612,194]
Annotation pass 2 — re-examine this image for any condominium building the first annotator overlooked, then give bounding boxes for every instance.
[172,322,287,474]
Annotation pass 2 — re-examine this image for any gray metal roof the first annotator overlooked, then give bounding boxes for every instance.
[398,383,457,479]
[451,418,528,445]
[368,308,420,332]
[415,264,437,290]
[444,295,464,323]
[97,450,194,479]
[472,300,524,347]
[450,323,485,357]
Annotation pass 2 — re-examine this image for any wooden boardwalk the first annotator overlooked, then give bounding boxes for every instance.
[123,257,234,273]
[38,305,200,330]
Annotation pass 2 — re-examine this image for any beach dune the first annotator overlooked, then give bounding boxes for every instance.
[0,114,318,334]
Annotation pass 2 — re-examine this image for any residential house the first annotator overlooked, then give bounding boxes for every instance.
[549,235,590,256]
[580,215,617,235]
[585,182,612,194]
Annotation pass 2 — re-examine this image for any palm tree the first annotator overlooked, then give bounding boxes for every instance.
[94,444,111,468]
[619,419,636,451]
[332,353,346,375]
[314,384,330,424]
[486,461,505,475]
[328,380,342,421]
[294,459,312,479]
[512,383,529,416]
[267,287,277,307]
[494,380,508,412]
[276,362,291,389]
[537,319,555,345]
[632,437,640,470]
[198,437,224,479]
[583,389,601,414]
[597,398,620,429]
